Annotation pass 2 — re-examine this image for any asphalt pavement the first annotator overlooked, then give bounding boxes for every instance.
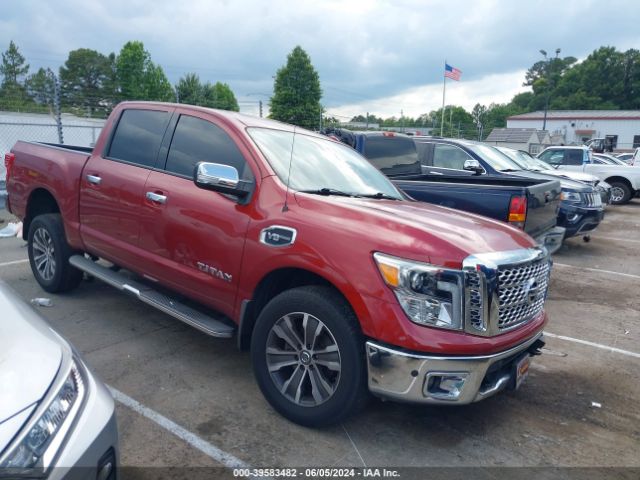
[0,202,638,478]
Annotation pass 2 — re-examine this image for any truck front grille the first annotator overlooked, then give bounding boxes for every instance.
[582,192,602,208]
[497,259,550,331]
[466,271,483,331]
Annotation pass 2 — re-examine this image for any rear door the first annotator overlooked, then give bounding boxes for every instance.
[79,107,173,265]
[137,111,256,316]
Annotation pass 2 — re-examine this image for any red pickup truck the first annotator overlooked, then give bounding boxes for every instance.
[6,102,549,426]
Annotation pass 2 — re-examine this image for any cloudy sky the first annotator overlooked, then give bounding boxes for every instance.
[1,0,638,119]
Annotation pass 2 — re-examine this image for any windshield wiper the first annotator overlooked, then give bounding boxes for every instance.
[359,192,400,200]
[299,188,359,197]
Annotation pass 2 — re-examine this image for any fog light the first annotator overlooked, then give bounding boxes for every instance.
[567,213,581,223]
[424,372,469,400]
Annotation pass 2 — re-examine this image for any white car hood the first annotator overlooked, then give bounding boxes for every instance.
[542,169,598,183]
[0,284,62,435]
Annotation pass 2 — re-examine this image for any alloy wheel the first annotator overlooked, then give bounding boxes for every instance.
[32,227,56,281]
[265,312,341,407]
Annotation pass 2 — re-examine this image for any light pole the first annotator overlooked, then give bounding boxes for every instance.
[540,48,561,131]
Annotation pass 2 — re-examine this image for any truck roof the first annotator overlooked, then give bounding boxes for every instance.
[116,101,320,136]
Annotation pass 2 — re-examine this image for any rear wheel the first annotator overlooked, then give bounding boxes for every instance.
[28,214,83,293]
[609,182,632,204]
[251,286,368,427]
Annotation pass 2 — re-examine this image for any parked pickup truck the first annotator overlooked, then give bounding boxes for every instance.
[538,145,640,204]
[6,102,549,426]
[325,130,564,253]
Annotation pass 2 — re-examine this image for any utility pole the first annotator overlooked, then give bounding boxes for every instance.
[449,108,453,137]
[259,100,263,118]
[540,48,561,131]
[401,109,404,133]
[366,111,369,130]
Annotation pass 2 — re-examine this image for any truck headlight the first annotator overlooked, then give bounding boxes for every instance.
[560,191,581,202]
[0,359,86,476]
[374,252,464,329]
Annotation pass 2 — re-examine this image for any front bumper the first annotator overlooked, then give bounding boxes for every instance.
[49,357,118,480]
[559,205,604,239]
[366,332,544,404]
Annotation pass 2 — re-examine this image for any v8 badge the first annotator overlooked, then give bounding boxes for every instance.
[260,226,297,247]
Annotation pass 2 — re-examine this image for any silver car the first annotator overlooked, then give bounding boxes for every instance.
[0,282,118,479]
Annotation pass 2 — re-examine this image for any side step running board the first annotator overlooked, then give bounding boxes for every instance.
[69,255,235,338]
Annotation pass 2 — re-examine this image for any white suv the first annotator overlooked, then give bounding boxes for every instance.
[538,146,640,204]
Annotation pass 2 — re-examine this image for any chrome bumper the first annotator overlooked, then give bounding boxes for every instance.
[366,333,544,404]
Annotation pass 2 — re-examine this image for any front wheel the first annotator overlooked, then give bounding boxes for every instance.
[28,213,83,293]
[609,182,632,204]
[250,286,368,427]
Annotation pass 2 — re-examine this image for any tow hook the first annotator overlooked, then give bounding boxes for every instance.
[527,338,546,356]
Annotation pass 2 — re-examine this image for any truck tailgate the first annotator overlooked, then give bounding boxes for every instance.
[523,179,561,240]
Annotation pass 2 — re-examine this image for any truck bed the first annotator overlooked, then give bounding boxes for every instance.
[390,173,561,240]
[7,141,92,248]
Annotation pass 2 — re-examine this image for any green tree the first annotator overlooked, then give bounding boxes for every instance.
[270,46,322,130]
[0,40,32,110]
[0,40,29,87]
[202,81,239,111]
[176,73,203,105]
[59,48,117,117]
[175,74,239,111]
[116,41,173,102]
[26,67,55,110]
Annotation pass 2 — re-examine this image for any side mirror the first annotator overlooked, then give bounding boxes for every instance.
[194,162,252,199]
[463,159,484,175]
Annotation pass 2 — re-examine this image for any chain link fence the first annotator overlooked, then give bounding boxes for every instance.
[0,112,105,183]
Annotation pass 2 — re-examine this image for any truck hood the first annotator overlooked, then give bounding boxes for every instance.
[295,193,535,267]
[509,170,592,192]
[0,283,62,436]
[541,169,600,185]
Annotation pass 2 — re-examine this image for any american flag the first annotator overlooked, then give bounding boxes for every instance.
[445,63,462,81]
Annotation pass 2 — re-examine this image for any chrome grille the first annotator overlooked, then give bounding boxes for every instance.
[497,259,550,330]
[581,192,602,208]
[466,270,483,331]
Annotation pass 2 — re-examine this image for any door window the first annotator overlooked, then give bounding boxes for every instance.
[165,115,253,180]
[539,150,564,165]
[432,144,474,170]
[107,109,171,167]
[563,150,584,165]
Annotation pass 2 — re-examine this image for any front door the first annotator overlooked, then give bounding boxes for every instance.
[137,111,257,316]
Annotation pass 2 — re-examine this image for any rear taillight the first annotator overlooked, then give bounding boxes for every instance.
[508,195,527,229]
[4,152,15,181]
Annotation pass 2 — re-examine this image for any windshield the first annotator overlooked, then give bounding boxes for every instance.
[466,144,523,172]
[248,128,403,199]
[497,147,551,171]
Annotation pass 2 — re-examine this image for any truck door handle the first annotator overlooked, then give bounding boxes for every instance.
[146,192,167,204]
[86,174,102,185]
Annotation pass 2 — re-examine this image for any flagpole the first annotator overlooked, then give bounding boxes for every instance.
[440,59,447,136]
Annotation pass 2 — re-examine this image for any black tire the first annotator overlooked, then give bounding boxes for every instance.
[28,213,83,293]
[609,181,632,204]
[250,286,368,427]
